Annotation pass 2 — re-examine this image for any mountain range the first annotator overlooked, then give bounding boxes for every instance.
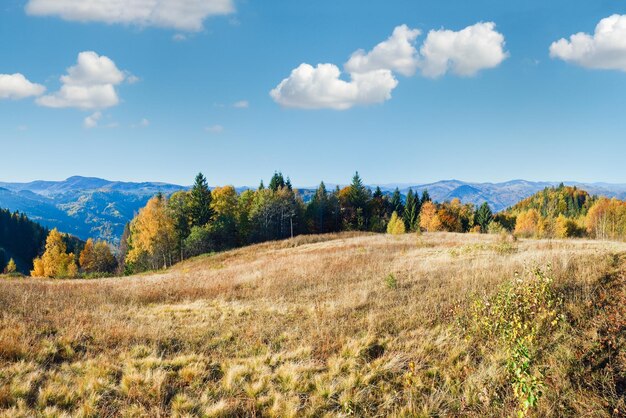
[2,176,626,243]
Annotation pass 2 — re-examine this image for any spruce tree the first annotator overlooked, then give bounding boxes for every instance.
[391,188,404,216]
[189,172,213,227]
[421,190,431,205]
[403,189,418,231]
[269,172,286,191]
[475,202,493,233]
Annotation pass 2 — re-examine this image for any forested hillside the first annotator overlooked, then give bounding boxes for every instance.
[0,209,48,273]
[0,209,84,274]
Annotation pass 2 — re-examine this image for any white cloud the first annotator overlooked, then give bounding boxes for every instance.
[345,25,421,76]
[0,73,45,100]
[419,22,508,78]
[270,63,398,110]
[550,14,626,71]
[205,124,224,133]
[139,118,150,127]
[25,0,235,32]
[233,100,249,108]
[173,33,187,42]
[271,22,507,109]
[37,51,127,110]
[84,111,102,128]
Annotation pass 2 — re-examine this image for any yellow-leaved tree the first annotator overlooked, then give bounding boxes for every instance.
[126,194,176,271]
[514,209,540,238]
[419,201,442,232]
[31,228,78,278]
[387,211,406,235]
[4,258,17,274]
[79,238,116,274]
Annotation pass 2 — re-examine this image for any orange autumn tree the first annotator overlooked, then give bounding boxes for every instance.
[419,201,442,232]
[31,228,78,278]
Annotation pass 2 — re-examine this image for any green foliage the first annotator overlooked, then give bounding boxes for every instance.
[466,267,562,417]
[183,226,214,258]
[384,273,397,289]
[475,202,493,233]
[508,185,594,219]
[403,189,420,232]
[189,172,213,228]
[0,208,50,273]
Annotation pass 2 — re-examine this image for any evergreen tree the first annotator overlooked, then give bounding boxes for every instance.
[347,172,371,230]
[258,180,265,190]
[421,190,431,205]
[475,202,493,233]
[269,172,286,191]
[403,189,419,232]
[390,188,404,216]
[189,172,213,227]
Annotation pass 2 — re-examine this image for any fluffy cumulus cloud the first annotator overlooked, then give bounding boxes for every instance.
[0,73,45,100]
[345,25,421,76]
[270,63,398,110]
[419,22,508,78]
[25,0,234,32]
[271,22,507,110]
[37,51,127,110]
[550,15,626,71]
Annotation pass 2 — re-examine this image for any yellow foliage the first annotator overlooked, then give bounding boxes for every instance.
[30,228,77,278]
[127,195,176,269]
[386,212,405,235]
[419,201,442,232]
[4,258,17,274]
[514,209,540,238]
[211,185,239,219]
[585,197,626,240]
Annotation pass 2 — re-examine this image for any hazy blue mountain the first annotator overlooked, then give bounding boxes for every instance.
[0,177,187,244]
[3,176,626,244]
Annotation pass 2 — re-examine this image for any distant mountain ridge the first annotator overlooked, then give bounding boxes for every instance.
[0,176,187,244]
[2,176,626,243]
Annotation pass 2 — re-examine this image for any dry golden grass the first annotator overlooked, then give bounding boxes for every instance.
[1,232,625,417]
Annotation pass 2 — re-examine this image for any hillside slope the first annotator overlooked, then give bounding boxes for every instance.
[1,233,625,416]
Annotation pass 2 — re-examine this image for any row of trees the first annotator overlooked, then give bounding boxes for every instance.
[21,178,626,279]
[119,172,500,274]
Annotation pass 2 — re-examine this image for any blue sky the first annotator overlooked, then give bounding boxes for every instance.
[1,0,626,186]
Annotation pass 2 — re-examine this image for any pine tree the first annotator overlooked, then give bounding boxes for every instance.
[421,190,431,205]
[189,172,213,227]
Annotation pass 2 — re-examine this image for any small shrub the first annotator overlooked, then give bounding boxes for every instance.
[384,273,398,289]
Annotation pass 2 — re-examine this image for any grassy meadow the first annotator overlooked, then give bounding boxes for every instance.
[1,232,625,417]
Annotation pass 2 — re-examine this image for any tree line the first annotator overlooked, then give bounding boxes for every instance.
[12,176,626,279]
